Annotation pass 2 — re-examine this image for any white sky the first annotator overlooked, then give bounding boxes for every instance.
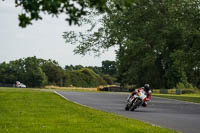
[0,1,116,67]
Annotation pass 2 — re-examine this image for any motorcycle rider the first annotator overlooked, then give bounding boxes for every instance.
[128,84,152,107]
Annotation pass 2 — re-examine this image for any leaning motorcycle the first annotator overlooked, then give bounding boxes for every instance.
[125,89,147,111]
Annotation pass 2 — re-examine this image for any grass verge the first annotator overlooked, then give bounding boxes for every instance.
[0,87,176,133]
[153,94,200,103]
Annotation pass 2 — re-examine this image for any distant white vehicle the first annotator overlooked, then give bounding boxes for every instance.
[16,81,26,88]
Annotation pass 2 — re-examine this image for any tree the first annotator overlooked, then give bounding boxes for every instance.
[23,57,48,87]
[0,57,48,87]
[0,62,17,84]
[41,59,64,86]
[102,74,115,85]
[64,0,200,89]
[65,65,75,71]
[70,68,106,87]
[63,71,71,87]
[3,0,135,27]
[102,60,116,76]
[86,66,102,75]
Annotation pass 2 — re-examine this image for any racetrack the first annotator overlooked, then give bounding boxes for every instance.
[55,91,200,133]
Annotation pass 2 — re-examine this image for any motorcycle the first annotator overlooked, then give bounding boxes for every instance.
[125,89,147,111]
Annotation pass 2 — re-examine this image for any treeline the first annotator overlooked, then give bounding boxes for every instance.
[0,56,116,88]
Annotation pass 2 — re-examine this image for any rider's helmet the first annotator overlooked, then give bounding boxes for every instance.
[144,84,150,92]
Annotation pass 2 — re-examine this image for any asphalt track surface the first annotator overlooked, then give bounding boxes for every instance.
[55,91,200,133]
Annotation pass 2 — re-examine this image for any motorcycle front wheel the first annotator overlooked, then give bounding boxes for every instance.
[125,104,129,111]
[130,99,141,111]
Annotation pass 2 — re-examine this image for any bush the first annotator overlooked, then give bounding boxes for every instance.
[70,71,88,87]
[102,74,114,85]
[176,82,195,89]
[70,68,107,87]
[182,89,196,94]
[175,82,198,94]
[176,82,185,89]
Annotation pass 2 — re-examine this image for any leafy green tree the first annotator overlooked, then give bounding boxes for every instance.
[23,57,48,87]
[64,0,200,89]
[102,74,115,85]
[63,71,71,87]
[0,57,48,87]
[41,59,64,86]
[70,68,106,87]
[24,66,48,87]
[3,0,135,27]
[65,65,84,71]
[74,65,84,70]
[0,56,114,87]
[86,66,102,75]
[65,65,75,71]
[102,60,116,76]
[0,62,16,84]
[0,59,26,85]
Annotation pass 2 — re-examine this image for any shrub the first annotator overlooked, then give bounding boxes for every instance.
[70,68,107,87]
[182,89,195,94]
[176,82,195,89]
[102,74,114,85]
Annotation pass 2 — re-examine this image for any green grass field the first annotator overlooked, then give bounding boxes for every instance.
[0,87,176,133]
[153,94,200,103]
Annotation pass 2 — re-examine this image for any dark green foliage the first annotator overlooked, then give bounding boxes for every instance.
[63,71,71,87]
[0,57,112,88]
[102,74,115,85]
[22,57,48,87]
[64,62,117,87]
[4,0,134,28]
[0,57,48,87]
[70,70,88,87]
[65,65,84,71]
[64,0,200,89]
[40,59,65,86]
[102,60,117,76]
[0,62,17,84]
[70,68,106,87]
[182,90,196,94]
[86,66,102,75]
[24,66,47,87]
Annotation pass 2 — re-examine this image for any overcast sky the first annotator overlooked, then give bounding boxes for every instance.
[0,1,116,67]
